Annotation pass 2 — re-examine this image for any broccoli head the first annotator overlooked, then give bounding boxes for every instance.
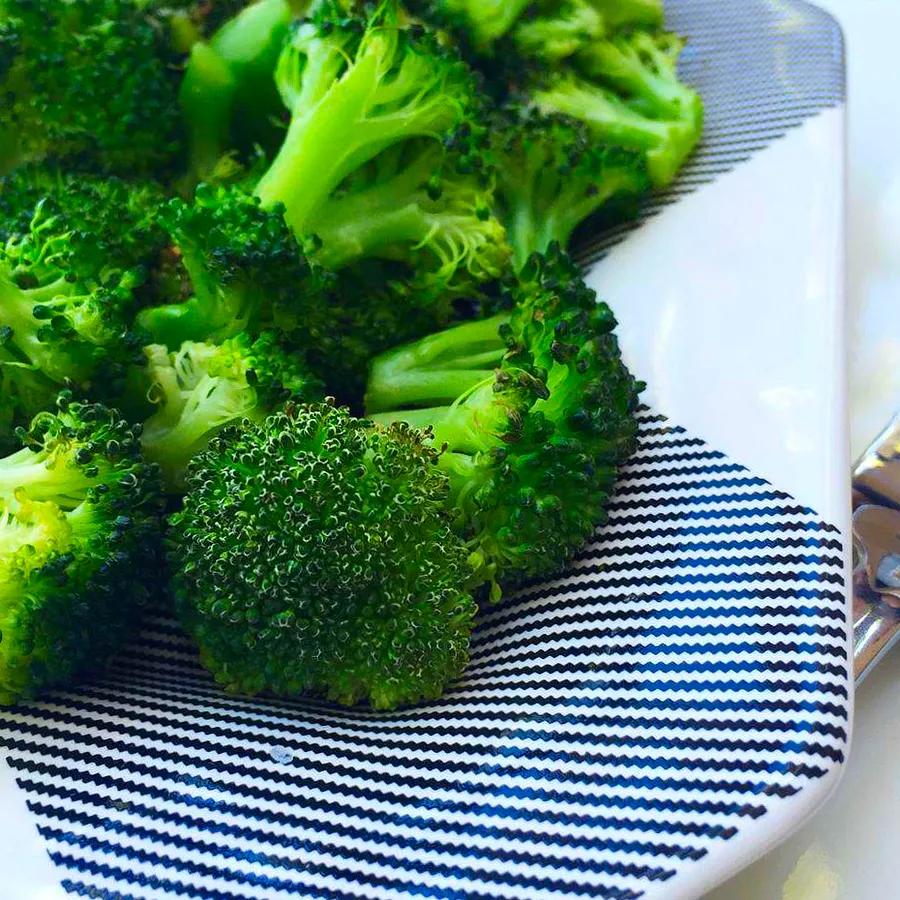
[0,167,166,443]
[533,30,703,187]
[169,400,476,709]
[0,0,183,177]
[513,0,606,63]
[254,0,485,237]
[312,136,510,293]
[366,246,642,596]
[409,0,533,51]
[135,182,329,348]
[0,394,162,705]
[491,111,649,269]
[137,331,322,490]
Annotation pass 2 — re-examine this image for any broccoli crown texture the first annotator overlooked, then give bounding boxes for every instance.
[0,167,166,441]
[139,331,322,490]
[136,182,328,348]
[0,394,162,705]
[491,110,649,268]
[407,0,532,50]
[312,136,510,291]
[254,0,485,236]
[366,246,642,595]
[170,401,476,709]
[533,29,703,187]
[0,0,183,176]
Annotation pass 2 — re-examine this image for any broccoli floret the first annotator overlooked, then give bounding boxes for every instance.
[514,0,606,63]
[0,0,183,176]
[136,182,329,348]
[366,246,642,596]
[533,30,703,187]
[253,0,485,238]
[312,137,510,292]
[169,400,476,709]
[0,168,166,441]
[137,331,322,490]
[492,111,649,269]
[0,394,162,705]
[179,0,302,184]
[409,0,532,50]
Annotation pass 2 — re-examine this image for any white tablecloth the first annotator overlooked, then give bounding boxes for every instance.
[708,1,900,897]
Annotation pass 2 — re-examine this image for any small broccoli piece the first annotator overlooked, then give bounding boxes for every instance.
[0,0,183,176]
[533,30,703,187]
[312,137,510,291]
[408,0,532,50]
[170,400,476,709]
[0,168,166,441]
[135,182,329,348]
[0,394,162,705]
[492,111,649,269]
[254,0,485,238]
[179,0,304,184]
[137,331,322,490]
[366,246,642,595]
[591,0,664,30]
[514,0,606,63]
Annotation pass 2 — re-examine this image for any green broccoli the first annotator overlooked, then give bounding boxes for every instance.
[0,167,166,444]
[533,30,703,187]
[492,111,649,269]
[137,331,322,490]
[135,182,329,348]
[0,0,183,176]
[253,1,485,239]
[366,246,642,596]
[513,0,607,63]
[169,400,476,709]
[311,137,510,292]
[408,0,533,50]
[0,394,162,705]
[179,0,306,184]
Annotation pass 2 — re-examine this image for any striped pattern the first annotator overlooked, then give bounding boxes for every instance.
[575,0,846,265]
[0,412,849,900]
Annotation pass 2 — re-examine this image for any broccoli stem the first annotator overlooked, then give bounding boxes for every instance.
[0,447,97,507]
[365,315,507,411]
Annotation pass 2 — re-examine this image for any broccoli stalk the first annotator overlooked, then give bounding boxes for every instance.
[169,401,476,709]
[137,331,321,490]
[534,30,703,187]
[0,395,162,705]
[366,247,643,595]
[254,0,482,237]
[311,138,509,290]
[179,0,305,184]
[492,113,649,269]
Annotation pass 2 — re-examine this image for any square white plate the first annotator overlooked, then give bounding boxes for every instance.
[0,1,850,898]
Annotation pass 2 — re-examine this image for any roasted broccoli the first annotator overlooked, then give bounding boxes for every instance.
[366,246,642,596]
[135,182,328,348]
[0,395,162,705]
[170,401,476,709]
[0,0,183,176]
[492,111,649,268]
[137,331,322,490]
[534,30,703,187]
[0,167,166,444]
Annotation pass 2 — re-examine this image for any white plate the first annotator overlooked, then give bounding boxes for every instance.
[0,1,850,898]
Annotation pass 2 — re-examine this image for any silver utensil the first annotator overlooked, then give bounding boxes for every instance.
[852,413,900,682]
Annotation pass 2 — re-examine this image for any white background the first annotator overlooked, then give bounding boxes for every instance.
[708,1,900,898]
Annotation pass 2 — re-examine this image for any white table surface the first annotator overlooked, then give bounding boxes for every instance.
[708,1,900,898]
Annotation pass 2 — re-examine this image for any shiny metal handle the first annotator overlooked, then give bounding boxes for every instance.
[852,413,900,683]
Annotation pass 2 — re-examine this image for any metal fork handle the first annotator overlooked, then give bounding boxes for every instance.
[852,414,900,683]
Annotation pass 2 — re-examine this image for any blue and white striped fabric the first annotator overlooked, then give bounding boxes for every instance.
[0,1,848,897]
[0,413,849,900]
